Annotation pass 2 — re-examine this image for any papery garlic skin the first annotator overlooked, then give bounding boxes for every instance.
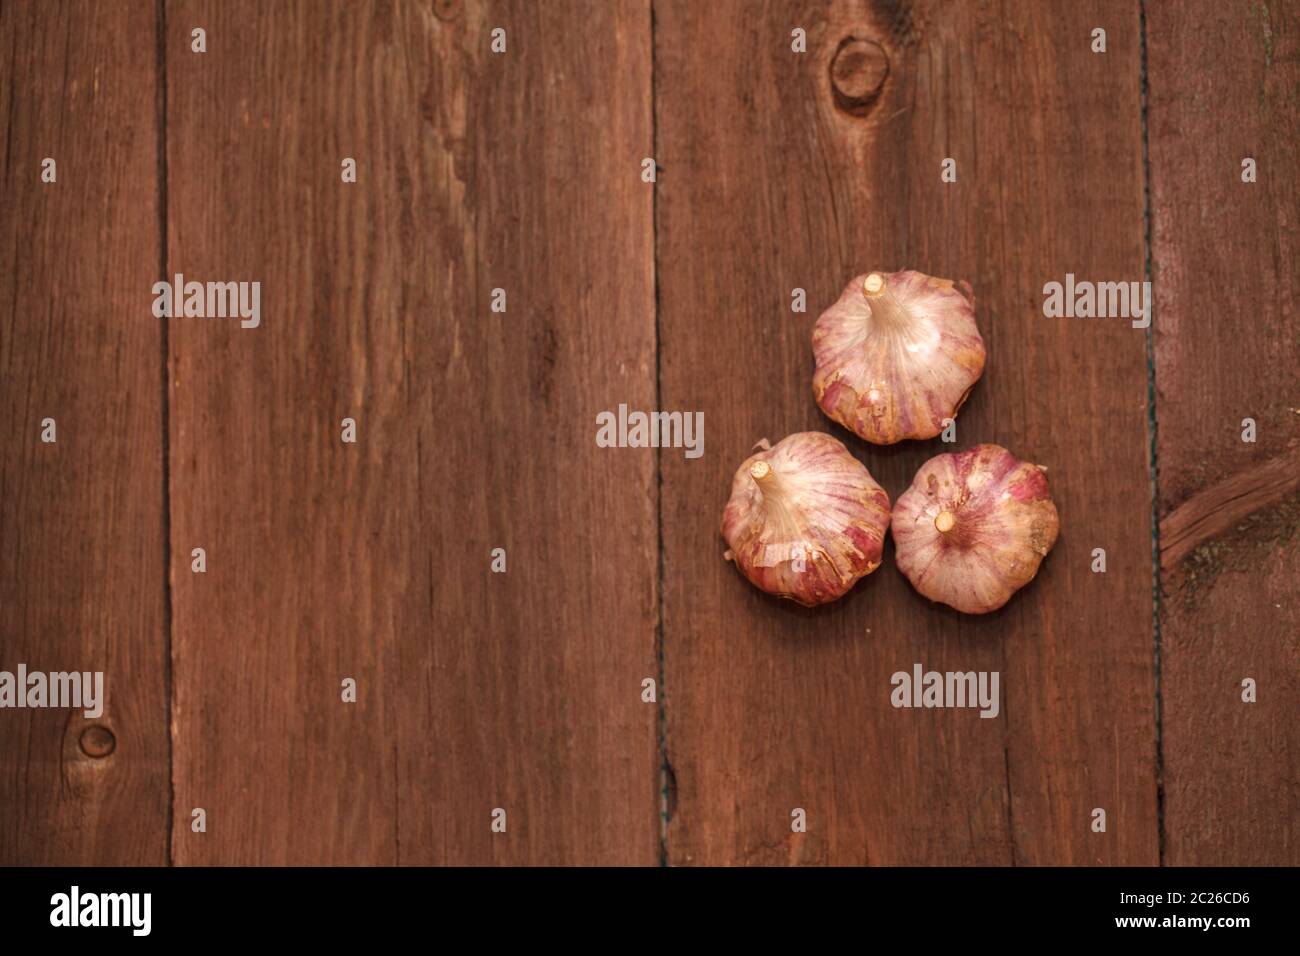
[892,444,1059,614]
[721,432,891,606]
[812,270,986,444]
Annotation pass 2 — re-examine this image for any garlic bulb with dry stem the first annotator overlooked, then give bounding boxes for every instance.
[721,432,891,606]
[812,270,986,444]
[892,444,1060,614]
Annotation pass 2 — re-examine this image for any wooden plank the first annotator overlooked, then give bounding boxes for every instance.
[391,0,659,866]
[0,0,169,864]
[1159,451,1297,571]
[1147,0,1299,865]
[656,0,1158,864]
[166,0,658,864]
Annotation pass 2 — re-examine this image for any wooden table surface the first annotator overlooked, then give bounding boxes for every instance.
[1,0,1295,866]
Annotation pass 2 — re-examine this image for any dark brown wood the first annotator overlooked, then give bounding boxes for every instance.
[0,0,169,864]
[2,0,1294,869]
[165,0,658,864]
[390,0,660,866]
[1159,448,1299,570]
[656,0,1158,865]
[1147,0,1299,866]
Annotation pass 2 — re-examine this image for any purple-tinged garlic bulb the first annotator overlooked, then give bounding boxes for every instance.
[812,270,986,444]
[721,432,891,606]
[891,444,1059,614]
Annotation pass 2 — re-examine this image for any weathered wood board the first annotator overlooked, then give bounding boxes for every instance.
[0,0,1292,868]
[1147,0,1299,866]
[655,0,1158,865]
[164,0,658,864]
[0,0,169,865]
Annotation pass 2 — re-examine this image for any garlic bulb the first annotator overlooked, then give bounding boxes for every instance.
[721,432,891,606]
[812,270,986,444]
[892,444,1059,614]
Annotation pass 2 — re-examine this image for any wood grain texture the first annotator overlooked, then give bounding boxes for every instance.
[2,0,1294,868]
[165,0,657,864]
[1146,0,1299,866]
[656,0,1158,865]
[391,0,659,866]
[0,0,169,864]
[1159,450,1298,570]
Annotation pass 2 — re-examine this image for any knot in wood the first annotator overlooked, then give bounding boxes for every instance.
[830,37,889,117]
[79,725,117,759]
[433,0,461,22]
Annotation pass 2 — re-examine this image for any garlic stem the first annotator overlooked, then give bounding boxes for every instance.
[750,458,789,502]
[934,510,956,533]
[861,272,909,329]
